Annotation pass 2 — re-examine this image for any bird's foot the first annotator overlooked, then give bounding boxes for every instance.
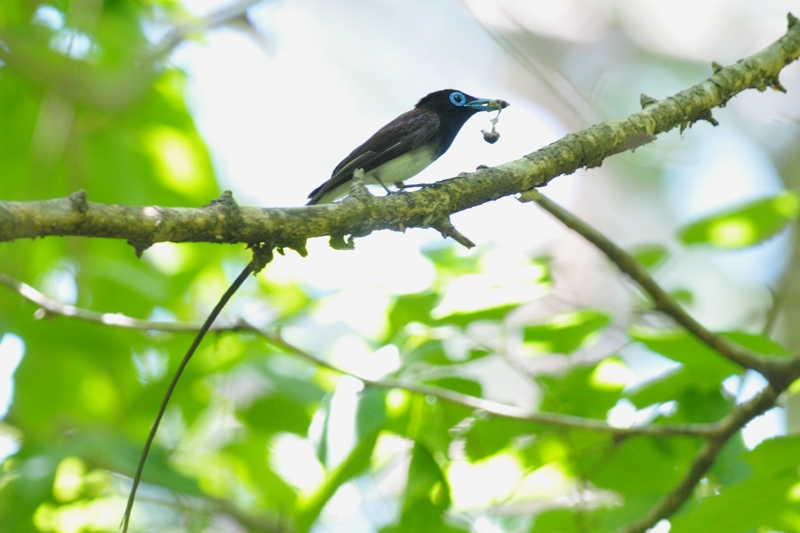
[374,176,394,195]
[394,181,436,191]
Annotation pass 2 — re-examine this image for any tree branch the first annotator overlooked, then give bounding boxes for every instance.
[617,385,781,533]
[522,191,791,384]
[0,271,246,331]
[518,189,795,533]
[1,15,800,251]
[252,324,717,437]
[0,269,713,438]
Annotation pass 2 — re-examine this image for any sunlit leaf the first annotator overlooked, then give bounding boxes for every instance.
[388,291,439,335]
[295,430,380,533]
[629,243,669,269]
[588,436,698,495]
[670,288,694,305]
[464,417,539,461]
[523,310,611,355]
[356,387,387,439]
[421,246,482,277]
[402,339,490,366]
[380,444,468,533]
[424,377,482,397]
[669,472,799,533]
[678,191,800,249]
[537,361,626,419]
[387,394,473,458]
[434,303,519,328]
[529,509,580,533]
[629,325,741,382]
[744,435,800,475]
[722,330,792,358]
[670,436,800,533]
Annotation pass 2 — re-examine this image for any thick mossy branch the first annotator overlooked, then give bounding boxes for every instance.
[1,15,799,249]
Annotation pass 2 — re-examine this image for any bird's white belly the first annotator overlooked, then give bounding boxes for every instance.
[366,145,438,186]
[315,145,439,203]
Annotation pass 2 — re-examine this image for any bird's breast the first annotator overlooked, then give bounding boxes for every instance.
[367,145,439,185]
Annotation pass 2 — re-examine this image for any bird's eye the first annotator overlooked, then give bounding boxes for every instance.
[449,92,467,106]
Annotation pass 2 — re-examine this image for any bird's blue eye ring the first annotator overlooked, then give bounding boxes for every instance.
[449,92,467,106]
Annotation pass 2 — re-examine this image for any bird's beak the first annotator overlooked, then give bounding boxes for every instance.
[466,98,510,112]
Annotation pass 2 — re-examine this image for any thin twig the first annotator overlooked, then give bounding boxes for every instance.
[121,263,254,533]
[243,321,715,438]
[149,0,264,60]
[0,272,244,332]
[617,385,780,533]
[0,268,717,439]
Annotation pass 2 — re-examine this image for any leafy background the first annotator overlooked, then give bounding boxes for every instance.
[2,1,800,532]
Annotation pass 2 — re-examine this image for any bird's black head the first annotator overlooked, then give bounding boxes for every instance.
[415,89,495,118]
[414,89,503,156]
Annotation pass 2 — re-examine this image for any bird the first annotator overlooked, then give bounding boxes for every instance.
[306,89,507,205]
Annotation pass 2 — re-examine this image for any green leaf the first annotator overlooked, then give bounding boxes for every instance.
[710,435,750,487]
[380,444,468,533]
[629,366,718,408]
[295,430,380,533]
[670,436,800,533]
[387,394,473,458]
[241,393,313,436]
[537,360,627,419]
[223,441,298,509]
[669,472,799,533]
[424,377,482,398]
[387,291,439,335]
[402,339,490,366]
[523,310,611,355]
[744,435,800,475]
[381,499,469,533]
[356,388,387,439]
[529,509,581,533]
[404,443,450,507]
[669,288,694,305]
[722,330,792,358]
[434,303,519,328]
[629,326,741,382]
[588,436,699,495]
[674,387,733,423]
[464,416,539,461]
[421,246,482,277]
[629,243,669,269]
[629,330,787,411]
[403,339,451,365]
[678,191,800,249]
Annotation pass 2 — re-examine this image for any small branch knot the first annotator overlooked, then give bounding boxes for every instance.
[68,189,88,214]
[431,216,475,249]
[207,190,243,242]
[247,243,274,273]
[771,77,788,93]
[329,234,356,250]
[348,168,375,202]
[640,94,658,108]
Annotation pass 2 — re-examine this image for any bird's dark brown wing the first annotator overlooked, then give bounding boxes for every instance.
[307,109,440,204]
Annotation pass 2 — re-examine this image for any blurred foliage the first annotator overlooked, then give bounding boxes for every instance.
[1,2,800,533]
[678,192,800,249]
